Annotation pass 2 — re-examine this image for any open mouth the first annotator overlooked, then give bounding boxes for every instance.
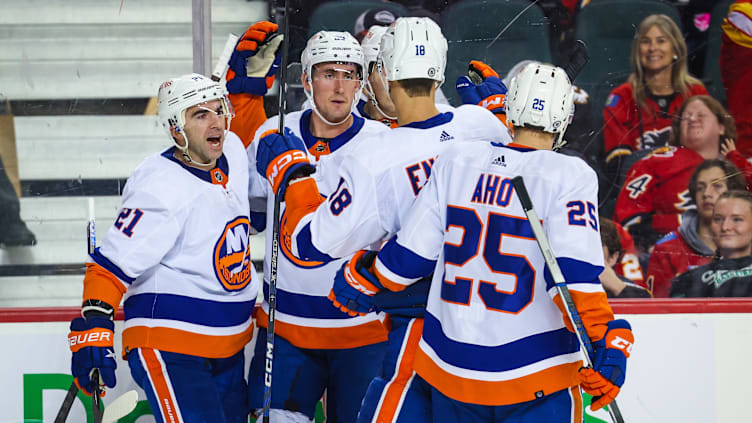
[207,135,222,146]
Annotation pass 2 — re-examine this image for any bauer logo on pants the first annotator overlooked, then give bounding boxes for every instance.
[213,217,253,291]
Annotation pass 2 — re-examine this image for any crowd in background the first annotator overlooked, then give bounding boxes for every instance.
[270,0,752,299]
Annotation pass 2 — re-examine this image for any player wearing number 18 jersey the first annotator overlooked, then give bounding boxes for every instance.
[330,64,634,421]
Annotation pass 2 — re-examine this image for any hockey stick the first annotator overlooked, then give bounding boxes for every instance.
[53,382,79,423]
[87,199,104,423]
[562,40,589,83]
[262,1,291,421]
[510,177,625,423]
[211,33,241,82]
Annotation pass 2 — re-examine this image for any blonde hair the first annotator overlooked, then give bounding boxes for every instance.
[628,14,703,112]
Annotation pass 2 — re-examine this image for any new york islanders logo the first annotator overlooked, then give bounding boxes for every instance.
[213,217,253,291]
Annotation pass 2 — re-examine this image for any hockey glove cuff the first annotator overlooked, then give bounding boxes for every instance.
[69,316,117,396]
[256,128,315,198]
[329,251,384,316]
[456,60,509,127]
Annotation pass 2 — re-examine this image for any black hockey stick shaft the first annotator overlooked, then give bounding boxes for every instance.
[263,0,290,421]
[562,40,589,83]
[54,382,79,423]
[511,177,624,423]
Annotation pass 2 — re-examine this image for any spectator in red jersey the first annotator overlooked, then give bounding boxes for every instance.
[721,0,752,156]
[602,14,708,183]
[614,95,752,252]
[647,159,747,297]
[613,221,646,288]
[599,217,652,298]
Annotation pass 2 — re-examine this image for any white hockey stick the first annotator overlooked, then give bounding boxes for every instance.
[101,390,139,423]
[211,33,240,82]
[510,176,625,423]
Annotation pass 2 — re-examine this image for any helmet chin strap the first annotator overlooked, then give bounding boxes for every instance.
[173,127,213,167]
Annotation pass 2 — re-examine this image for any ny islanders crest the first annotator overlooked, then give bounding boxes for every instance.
[213,217,253,291]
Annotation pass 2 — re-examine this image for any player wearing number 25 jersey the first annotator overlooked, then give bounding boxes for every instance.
[330,63,634,422]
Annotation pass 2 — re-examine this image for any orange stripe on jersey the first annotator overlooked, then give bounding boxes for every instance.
[123,322,253,359]
[256,309,387,349]
[227,93,267,148]
[82,262,127,313]
[374,318,423,423]
[553,290,613,342]
[414,348,581,406]
[570,385,583,422]
[140,348,182,423]
[282,177,325,241]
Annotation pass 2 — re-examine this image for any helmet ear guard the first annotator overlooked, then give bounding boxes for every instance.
[505,62,574,146]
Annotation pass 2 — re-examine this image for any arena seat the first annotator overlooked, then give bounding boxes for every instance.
[440,0,551,105]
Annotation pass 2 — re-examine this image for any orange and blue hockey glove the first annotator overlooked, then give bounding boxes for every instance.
[68,315,117,396]
[255,128,315,198]
[455,60,509,127]
[329,251,384,316]
[226,21,283,96]
[579,319,634,411]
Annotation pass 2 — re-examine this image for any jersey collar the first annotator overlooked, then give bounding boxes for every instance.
[402,111,453,129]
[500,142,537,152]
[162,146,230,184]
[299,109,365,153]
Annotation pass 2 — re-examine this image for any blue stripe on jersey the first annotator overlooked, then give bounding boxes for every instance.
[299,109,365,153]
[655,231,677,246]
[379,236,436,280]
[294,222,336,264]
[90,248,135,284]
[123,293,254,327]
[543,257,604,291]
[263,282,356,319]
[422,312,579,372]
[403,112,453,129]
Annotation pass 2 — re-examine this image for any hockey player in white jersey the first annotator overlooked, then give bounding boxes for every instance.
[329,63,635,421]
[245,30,390,423]
[254,17,512,422]
[67,73,258,422]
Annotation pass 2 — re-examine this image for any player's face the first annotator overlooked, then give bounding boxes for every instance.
[680,99,724,151]
[181,99,227,165]
[309,62,362,123]
[638,25,675,73]
[712,197,752,258]
[695,166,728,220]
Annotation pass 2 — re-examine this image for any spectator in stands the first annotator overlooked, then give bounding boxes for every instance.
[0,154,35,247]
[614,95,752,253]
[721,0,752,156]
[671,190,752,297]
[599,217,652,298]
[648,159,747,297]
[602,14,707,185]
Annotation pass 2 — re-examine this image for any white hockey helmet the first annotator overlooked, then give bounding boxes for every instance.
[505,62,574,135]
[301,30,365,82]
[157,73,233,164]
[378,17,447,84]
[361,25,388,68]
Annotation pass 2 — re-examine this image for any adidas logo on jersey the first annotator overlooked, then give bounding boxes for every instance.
[491,155,506,167]
[439,131,454,142]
